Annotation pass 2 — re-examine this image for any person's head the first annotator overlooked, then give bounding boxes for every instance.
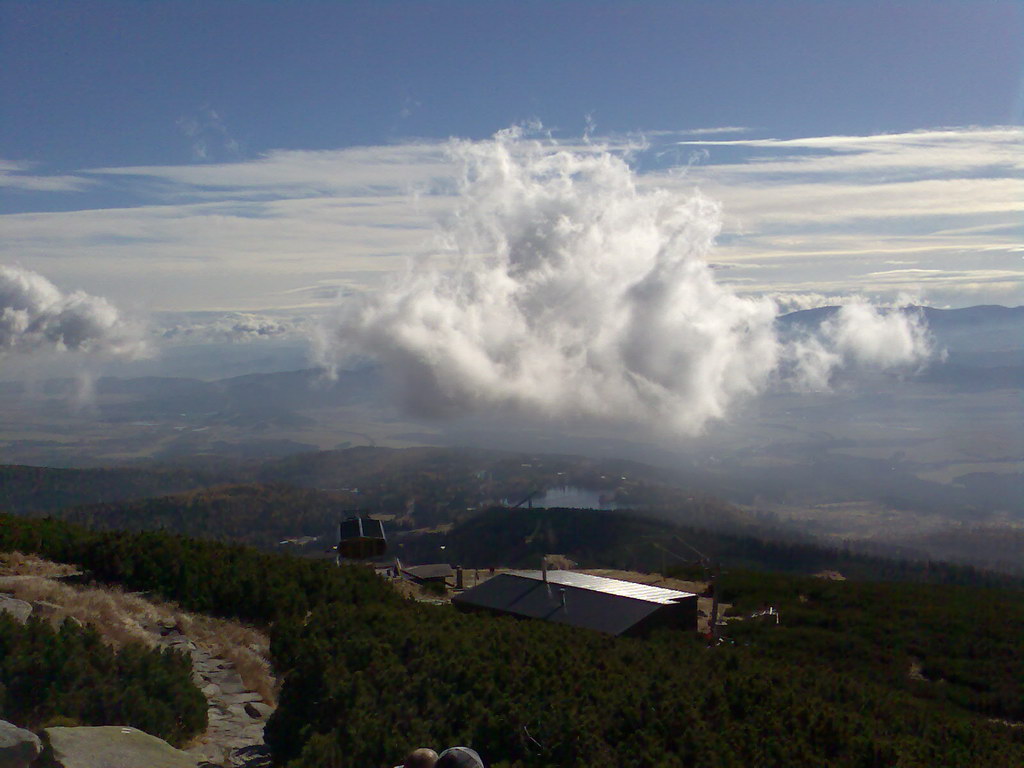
[404,747,439,768]
[436,746,484,768]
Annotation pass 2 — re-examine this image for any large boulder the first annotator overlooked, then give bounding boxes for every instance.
[0,720,42,768]
[40,726,197,768]
[0,595,32,623]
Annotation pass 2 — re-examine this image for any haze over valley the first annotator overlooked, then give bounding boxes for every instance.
[1,300,1020,574]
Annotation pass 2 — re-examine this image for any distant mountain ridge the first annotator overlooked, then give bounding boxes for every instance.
[778,303,1024,327]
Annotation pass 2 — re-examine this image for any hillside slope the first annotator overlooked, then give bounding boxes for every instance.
[3,514,1022,767]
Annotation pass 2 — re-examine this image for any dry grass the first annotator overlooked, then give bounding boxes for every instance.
[0,551,79,578]
[0,551,276,705]
[176,613,276,704]
[392,578,451,603]
[0,573,168,649]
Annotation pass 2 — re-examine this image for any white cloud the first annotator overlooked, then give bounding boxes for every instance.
[177,107,242,162]
[863,268,1023,286]
[316,131,936,434]
[692,177,1023,228]
[0,264,146,358]
[675,126,752,137]
[0,159,92,193]
[665,126,1024,305]
[823,302,934,370]
[156,311,306,344]
[86,143,453,198]
[0,194,449,311]
[0,126,1019,315]
[677,127,1024,175]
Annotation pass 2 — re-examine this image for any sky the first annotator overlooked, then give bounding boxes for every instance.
[1,0,1022,366]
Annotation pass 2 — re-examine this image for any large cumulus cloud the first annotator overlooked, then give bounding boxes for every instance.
[0,265,145,359]
[317,130,936,434]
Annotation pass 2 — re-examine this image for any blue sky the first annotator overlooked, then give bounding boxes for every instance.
[4,1,1020,169]
[1,1,1021,348]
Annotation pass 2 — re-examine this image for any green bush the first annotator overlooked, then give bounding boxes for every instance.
[0,614,206,746]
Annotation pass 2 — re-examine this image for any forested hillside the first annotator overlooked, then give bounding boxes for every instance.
[1,514,1022,767]
[256,446,754,532]
[0,515,391,624]
[0,464,224,513]
[42,483,352,548]
[398,506,1023,588]
[2,446,754,537]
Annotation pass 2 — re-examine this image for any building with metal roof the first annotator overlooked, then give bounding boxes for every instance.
[403,563,456,585]
[452,569,697,636]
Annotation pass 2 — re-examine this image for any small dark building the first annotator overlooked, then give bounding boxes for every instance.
[403,563,456,586]
[452,570,697,636]
[338,515,387,560]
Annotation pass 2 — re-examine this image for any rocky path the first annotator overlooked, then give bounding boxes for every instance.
[153,621,274,767]
[1,554,277,768]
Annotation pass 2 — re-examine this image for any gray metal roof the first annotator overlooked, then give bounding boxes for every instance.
[452,571,696,636]
[404,564,455,580]
[510,570,695,605]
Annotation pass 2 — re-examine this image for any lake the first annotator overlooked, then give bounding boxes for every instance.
[531,485,622,510]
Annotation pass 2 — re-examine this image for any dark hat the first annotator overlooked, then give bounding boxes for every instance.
[436,746,484,768]
[403,747,439,768]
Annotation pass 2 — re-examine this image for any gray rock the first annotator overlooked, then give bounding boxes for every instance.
[229,749,272,768]
[41,726,198,768]
[29,600,63,615]
[220,692,262,705]
[0,596,32,624]
[247,702,274,718]
[216,680,247,696]
[0,720,42,768]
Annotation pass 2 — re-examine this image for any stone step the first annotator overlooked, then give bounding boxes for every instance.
[221,692,263,705]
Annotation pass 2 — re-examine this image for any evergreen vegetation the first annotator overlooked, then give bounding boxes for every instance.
[0,515,393,625]
[0,464,223,514]
[716,569,1024,722]
[401,506,1024,589]
[266,598,1024,767]
[0,613,206,746]
[41,483,352,549]
[2,513,1022,766]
